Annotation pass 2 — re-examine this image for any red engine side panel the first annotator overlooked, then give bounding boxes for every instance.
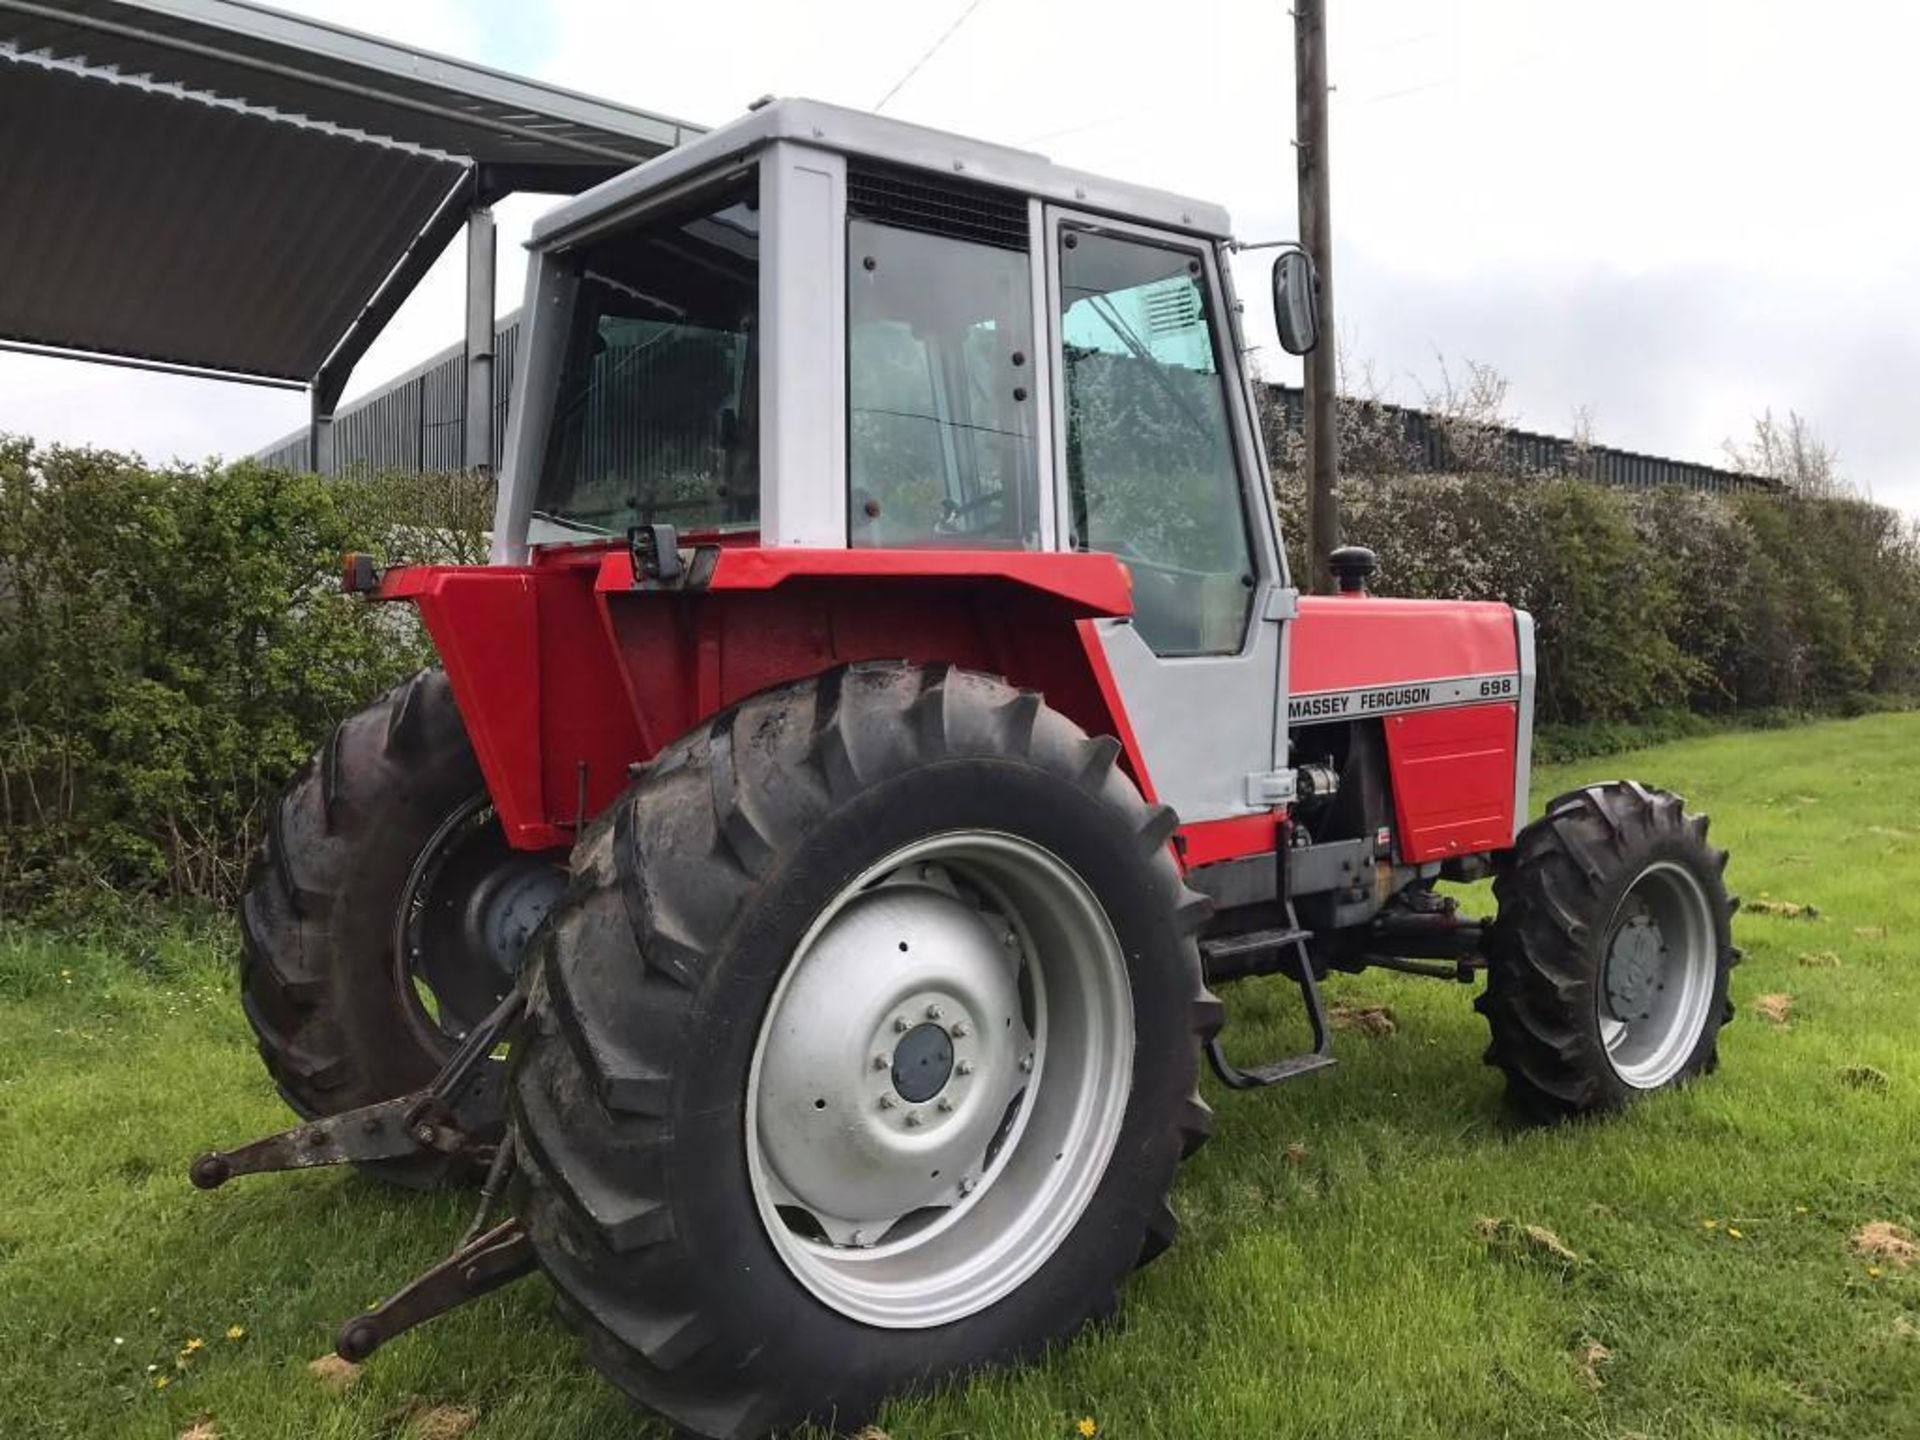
[1290,594,1522,863]
[380,547,1152,852]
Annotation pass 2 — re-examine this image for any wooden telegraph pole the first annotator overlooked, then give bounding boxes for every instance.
[1295,0,1339,593]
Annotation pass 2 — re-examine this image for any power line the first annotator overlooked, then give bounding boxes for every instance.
[874,0,989,112]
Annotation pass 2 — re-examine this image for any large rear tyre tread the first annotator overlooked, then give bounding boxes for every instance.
[1478,780,1739,1123]
[511,662,1219,1438]
[238,669,489,1189]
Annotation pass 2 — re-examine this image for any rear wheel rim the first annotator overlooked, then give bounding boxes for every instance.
[392,795,567,1054]
[1597,860,1717,1088]
[746,830,1134,1329]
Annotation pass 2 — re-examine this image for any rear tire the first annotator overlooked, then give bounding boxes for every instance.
[239,670,560,1187]
[1479,780,1738,1122]
[510,662,1219,1438]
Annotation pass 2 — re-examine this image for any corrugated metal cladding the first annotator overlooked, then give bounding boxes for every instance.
[0,56,463,379]
[0,0,692,165]
[0,0,699,383]
[261,322,1771,501]
[1265,384,1777,495]
[257,318,520,472]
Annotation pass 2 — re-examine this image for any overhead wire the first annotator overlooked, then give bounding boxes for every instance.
[874,0,990,112]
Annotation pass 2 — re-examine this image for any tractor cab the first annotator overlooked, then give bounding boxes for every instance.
[491,97,1321,822]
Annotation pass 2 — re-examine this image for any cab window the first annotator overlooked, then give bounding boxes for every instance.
[846,171,1038,548]
[1059,227,1255,655]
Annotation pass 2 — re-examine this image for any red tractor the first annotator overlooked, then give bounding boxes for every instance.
[195,99,1738,1437]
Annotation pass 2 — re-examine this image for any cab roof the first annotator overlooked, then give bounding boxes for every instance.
[529,97,1235,250]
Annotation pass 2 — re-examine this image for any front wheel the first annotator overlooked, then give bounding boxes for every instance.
[510,663,1219,1438]
[1479,781,1739,1121]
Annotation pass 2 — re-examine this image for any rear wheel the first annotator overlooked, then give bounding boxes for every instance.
[1479,781,1738,1121]
[239,670,566,1186]
[510,662,1219,1438]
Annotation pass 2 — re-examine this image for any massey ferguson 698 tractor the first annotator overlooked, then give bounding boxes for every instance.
[193,99,1738,1437]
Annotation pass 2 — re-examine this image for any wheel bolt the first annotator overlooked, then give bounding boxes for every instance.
[936,1096,954,1113]
[956,1060,974,1076]
[878,1094,895,1110]
[959,1176,977,1196]
[905,1110,924,1128]
[1018,1055,1034,1073]
[893,1016,910,1033]
[951,1021,970,1038]
[873,1054,889,1070]
[926,1003,944,1021]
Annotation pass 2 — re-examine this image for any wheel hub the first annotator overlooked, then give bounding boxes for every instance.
[755,880,1026,1232]
[398,797,567,1048]
[890,1022,955,1103]
[1603,911,1666,1021]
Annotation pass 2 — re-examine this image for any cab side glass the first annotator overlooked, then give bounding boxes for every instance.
[1059,227,1256,656]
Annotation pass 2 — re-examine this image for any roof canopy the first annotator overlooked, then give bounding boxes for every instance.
[0,0,701,386]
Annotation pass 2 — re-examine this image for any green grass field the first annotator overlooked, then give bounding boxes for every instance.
[4,712,1918,1440]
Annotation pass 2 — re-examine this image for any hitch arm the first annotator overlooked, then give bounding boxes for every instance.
[335,1219,535,1362]
[189,989,523,1189]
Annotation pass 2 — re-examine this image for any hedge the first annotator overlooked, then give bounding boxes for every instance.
[2,434,1914,913]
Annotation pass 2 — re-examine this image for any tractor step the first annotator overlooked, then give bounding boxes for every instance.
[1199,926,1312,965]
[1204,908,1337,1090]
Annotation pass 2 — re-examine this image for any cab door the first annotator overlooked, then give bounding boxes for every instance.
[1043,210,1290,824]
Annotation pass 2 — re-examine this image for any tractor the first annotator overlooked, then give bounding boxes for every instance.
[193,99,1738,1438]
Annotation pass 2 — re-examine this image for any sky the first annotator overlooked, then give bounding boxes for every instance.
[5,0,1918,511]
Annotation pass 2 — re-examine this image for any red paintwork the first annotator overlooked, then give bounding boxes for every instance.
[1382,704,1519,860]
[1290,594,1521,863]
[378,547,1152,852]
[379,548,1521,870]
[1290,595,1518,693]
[1179,813,1280,867]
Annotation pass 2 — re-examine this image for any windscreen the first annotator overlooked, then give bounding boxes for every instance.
[532,176,759,542]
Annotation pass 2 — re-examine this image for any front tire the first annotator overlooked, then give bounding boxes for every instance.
[510,662,1219,1438]
[1478,781,1738,1121]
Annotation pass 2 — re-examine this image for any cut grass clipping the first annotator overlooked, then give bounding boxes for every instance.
[3,710,1919,1439]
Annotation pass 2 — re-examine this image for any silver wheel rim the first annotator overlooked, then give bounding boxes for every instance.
[1598,860,1717,1088]
[745,830,1134,1329]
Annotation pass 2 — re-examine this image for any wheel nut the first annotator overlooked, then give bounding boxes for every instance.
[959,1176,977,1195]
[877,1094,895,1110]
[1018,1055,1034,1073]
[955,1060,974,1076]
[872,1054,889,1070]
[951,1021,970,1038]
[893,1016,910,1033]
[905,1110,924,1128]
[937,1097,954,1113]
[849,1229,866,1246]
[926,1003,944,1020]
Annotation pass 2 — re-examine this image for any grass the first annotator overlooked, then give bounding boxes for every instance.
[5,712,1920,1439]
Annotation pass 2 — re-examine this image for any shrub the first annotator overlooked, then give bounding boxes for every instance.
[0,438,487,915]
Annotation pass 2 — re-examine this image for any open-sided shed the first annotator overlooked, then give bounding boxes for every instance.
[0,0,700,470]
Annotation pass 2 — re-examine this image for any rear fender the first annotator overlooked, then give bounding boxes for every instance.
[377,548,1158,852]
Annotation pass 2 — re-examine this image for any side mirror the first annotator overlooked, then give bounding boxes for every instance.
[1272,248,1320,356]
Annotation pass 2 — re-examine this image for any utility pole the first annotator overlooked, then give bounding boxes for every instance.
[1295,0,1339,593]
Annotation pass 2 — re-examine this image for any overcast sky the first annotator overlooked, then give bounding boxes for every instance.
[5,0,1917,511]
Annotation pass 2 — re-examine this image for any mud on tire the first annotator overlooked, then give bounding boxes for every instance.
[509,662,1221,1438]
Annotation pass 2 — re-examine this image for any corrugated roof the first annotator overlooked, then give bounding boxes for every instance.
[0,0,702,382]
